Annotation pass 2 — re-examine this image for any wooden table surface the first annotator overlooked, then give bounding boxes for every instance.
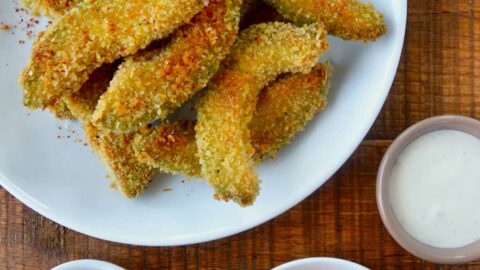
[1,1,480,269]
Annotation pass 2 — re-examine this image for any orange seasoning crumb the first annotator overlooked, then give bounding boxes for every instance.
[163,188,173,192]
[1,23,10,31]
[109,181,116,189]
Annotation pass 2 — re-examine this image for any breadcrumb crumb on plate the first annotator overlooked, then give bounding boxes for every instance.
[1,23,10,30]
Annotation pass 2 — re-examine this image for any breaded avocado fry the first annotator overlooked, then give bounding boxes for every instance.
[133,63,331,179]
[83,123,158,198]
[91,0,242,133]
[264,0,386,41]
[20,0,205,109]
[64,65,157,198]
[250,63,331,158]
[24,0,83,119]
[195,22,329,205]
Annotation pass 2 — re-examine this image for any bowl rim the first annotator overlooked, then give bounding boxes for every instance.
[376,115,480,264]
[51,259,125,270]
[272,257,369,270]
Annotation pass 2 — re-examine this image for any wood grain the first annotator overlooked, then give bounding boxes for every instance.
[2,1,480,269]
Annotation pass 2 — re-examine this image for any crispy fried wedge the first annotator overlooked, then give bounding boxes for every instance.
[133,63,331,180]
[64,64,157,198]
[25,1,80,119]
[83,123,158,198]
[91,0,242,133]
[250,63,330,158]
[195,22,328,206]
[24,0,253,20]
[20,0,205,109]
[264,0,386,41]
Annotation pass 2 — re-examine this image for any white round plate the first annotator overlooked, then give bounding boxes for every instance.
[0,1,406,245]
[273,257,369,270]
[52,259,125,270]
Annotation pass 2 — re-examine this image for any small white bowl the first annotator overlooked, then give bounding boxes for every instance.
[51,259,125,270]
[377,115,480,264]
[272,257,369,270]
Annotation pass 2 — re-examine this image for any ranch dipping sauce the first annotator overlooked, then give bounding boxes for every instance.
[389,129,480,248]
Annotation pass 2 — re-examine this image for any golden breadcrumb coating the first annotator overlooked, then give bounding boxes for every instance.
[22,0,88,121]
[63,64,115,122]
[264,0,386,41]
[22,0,85,18]
[133,63,331,179]
[84,123,157,198]
[134,120,200,178]
[195,22,329,206]
[224,22,328,79]
[20,0,205,109]
[91,0,241,133]
[64,65,157,198]
[47,99,74,119]
[250,63,331,158]
[23,0,254,20]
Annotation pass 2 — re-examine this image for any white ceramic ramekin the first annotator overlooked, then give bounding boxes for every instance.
[377,115,480,264]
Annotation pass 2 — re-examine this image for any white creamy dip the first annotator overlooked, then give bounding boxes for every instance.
[389,129,480,248]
